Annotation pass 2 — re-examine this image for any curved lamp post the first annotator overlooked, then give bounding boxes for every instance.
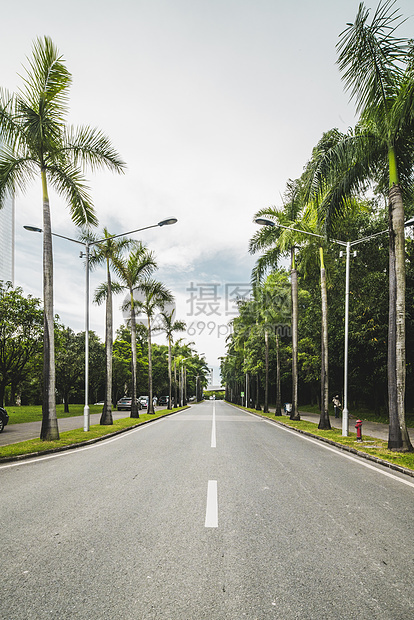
[25,217,177,431]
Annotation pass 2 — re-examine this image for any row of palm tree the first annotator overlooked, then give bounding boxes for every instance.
[226,0,414,451]
[0,37,125,439]
[89,232,187,422]
[0,37,188,439]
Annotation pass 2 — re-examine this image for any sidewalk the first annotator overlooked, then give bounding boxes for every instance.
[278,409,414,443]
[0,412,139,447]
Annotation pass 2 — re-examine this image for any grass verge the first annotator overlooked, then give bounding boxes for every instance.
[234,405,414,473]
[0,407,188,461]
[5,403,111,424]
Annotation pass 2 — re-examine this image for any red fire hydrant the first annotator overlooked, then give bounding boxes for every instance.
[355,419,363,442]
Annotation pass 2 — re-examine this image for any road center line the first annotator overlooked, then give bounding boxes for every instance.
[211,402,216,448]
[205,480,218,527]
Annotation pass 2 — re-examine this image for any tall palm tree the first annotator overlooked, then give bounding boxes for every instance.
[307,1,414,450]
[91,230,132,425]
[112,244,157,417]
[135,280,174,414]
[250,181,303,420]
[0,37,125,440]
[157,310,186,409]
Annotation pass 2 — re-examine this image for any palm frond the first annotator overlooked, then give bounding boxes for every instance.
[93,282,108,305]
[337,0,408,116]
[0,150,38,206]
[19,36,71,118]
[111,243,157,289]
[0,89,21,148]
[251,248,281,285]
[47,162,97,226]
[64,125,126,174]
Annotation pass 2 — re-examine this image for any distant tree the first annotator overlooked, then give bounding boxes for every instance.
[112,244,157,417]
[157,310,186,409]
[91,230,132,425]
[134,280,174,414]
[55,326,84,412]
[250,180,303,420]
[0,282,43,406]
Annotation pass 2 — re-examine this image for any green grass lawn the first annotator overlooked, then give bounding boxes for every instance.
[5,403,107,424]
[297,403,414,427]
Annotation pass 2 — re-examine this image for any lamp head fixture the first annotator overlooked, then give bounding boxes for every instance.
[255,218,275,227]
[24,225,42,233]
[158,217,178,227]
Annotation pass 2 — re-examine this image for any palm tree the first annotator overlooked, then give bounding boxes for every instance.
[250,181,303,420]
[157,310,186,409]
[112,244,157,418]
[0,37,125,440]
[307,1,414,450]
[135,280,174,414]
[91,230,132,425]
[318,247,330,429]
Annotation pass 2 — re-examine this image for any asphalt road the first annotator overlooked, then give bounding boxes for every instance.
[1,400,413,619]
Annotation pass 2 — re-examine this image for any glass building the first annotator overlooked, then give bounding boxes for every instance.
[0,192,15,285]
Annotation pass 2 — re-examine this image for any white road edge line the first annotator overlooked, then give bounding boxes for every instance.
[211,401,216,448]
[0,410,185,470]
[247,411,414,490]
[205,479,218,527]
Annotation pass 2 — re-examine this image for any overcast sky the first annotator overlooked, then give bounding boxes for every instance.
[2,0,413,385]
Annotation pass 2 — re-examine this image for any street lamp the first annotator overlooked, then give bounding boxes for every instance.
[180,357,189,406]
[24,217,178,431]
[254,217,406,436]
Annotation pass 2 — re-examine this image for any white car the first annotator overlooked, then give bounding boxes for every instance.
[138,396,149,407]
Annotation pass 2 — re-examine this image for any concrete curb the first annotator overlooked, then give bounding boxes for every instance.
[0,408,189,464]
[228,403,414,479]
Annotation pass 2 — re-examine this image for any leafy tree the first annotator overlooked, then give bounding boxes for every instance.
[0,282,43,406]
[112,337,132,403]
[55,327,104,411]
[0,37,125,439]
[55,326,84,412]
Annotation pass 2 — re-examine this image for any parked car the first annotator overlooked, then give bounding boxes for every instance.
[0,406,9,433]
[117,397,141,411]
[158,396,169,406]
[138,396,149,407]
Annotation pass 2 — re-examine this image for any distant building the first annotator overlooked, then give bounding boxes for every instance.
[0,191,15,285]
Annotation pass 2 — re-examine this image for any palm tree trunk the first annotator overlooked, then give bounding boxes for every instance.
[174,358,178,407]
[290,247,300,420]
[147,317,155,414]
[255,373,261,410]
[389,184,412,450]
[168,337,172,410]
[319,248,331,430]
[275,334,282,416]
[264,330,269,413]
[40,172,59,441]
[129,293,139,418]
[100,262,113,425]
